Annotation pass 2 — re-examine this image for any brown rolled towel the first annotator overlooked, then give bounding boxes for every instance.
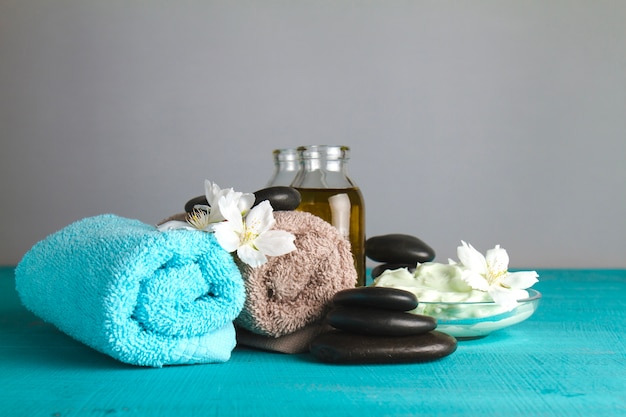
[235,210,357,339]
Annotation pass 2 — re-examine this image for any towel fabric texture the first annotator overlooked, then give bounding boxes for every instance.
[235,210,357,352]
[15,214,245,367]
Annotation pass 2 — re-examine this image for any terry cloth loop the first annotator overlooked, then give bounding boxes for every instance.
[235,210,357,338]
[15,214,245,367]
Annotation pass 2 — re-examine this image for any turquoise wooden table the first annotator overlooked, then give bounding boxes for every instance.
[1,266,625,417]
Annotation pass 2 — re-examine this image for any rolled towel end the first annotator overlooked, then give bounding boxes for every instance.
[236,211,357,338]
[16,214,245,367]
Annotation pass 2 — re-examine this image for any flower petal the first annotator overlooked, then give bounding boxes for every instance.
[460,269,490,292]
[485,245,510,276]
[205,208,225,224]
[237,244,268,267]
[218,196,244,231]
[204,180,223,207]
[457,241,487,275]
[508,288,530,300]
[488,285,519,311]
[238,193,255,215]
[245,201,275,235]
[255,230,296,256]
[156,220,196,231]
[501,270,539,290]
[212,222,241,252]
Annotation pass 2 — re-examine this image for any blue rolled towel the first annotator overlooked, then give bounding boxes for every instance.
[15,214,245,367]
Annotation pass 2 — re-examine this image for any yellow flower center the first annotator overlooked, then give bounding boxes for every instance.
[241,229,258,245]
[486,267,508,286]
[187,209,211,230]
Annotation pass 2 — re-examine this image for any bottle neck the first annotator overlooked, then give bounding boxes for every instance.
[276,160,300,172]
[300,157,344,173]
[266,148,300,186]
[291,145,355,189]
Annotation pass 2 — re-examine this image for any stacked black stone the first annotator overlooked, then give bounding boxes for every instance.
[366,234,436,278]
[309,287,457,364]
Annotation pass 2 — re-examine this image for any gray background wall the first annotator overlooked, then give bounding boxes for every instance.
[1,1,625,268]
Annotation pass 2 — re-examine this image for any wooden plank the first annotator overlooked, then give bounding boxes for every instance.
[1,267,625,417]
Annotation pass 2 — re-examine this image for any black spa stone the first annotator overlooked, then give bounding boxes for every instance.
[184,195,208,213]
[184,186,301,213]
[370,263,416,279]
[326,306,436,336]
[309,330,457,364]
[366,234,436,264]
[333,287,418,311]
[252,186,301,211]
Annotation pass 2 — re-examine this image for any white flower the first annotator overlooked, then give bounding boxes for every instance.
[213,200,296,267]
[157,180,255,233]
[457,241,538,311]
[186,209,214,231]
[156,208,221,233]
[202,180,255,225]
[159,179,296,268]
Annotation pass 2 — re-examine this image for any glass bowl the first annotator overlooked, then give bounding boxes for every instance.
[415,289,542,339]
